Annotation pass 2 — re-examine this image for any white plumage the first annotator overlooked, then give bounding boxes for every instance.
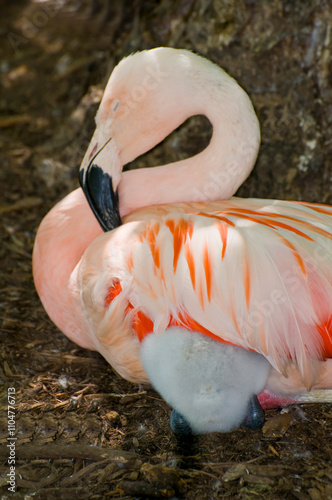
[141,327,270,433]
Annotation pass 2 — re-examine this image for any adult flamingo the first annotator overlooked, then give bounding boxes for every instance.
[33,48,332,434]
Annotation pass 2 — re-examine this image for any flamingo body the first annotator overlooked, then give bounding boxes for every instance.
[33,48,332,433]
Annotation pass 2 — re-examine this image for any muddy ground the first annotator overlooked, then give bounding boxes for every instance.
[0,0,331,499]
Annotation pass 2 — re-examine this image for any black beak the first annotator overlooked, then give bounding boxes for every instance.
[79,162,122,232]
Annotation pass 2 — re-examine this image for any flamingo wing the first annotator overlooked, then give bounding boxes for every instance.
[75,198,332,387]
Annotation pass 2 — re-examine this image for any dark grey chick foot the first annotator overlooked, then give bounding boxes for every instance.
[243,395,265,430]
[170,409,192,435]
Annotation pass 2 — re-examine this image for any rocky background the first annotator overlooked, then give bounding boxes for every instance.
[0,1,331,498]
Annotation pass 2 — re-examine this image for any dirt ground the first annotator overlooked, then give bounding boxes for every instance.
[0,0,332,499]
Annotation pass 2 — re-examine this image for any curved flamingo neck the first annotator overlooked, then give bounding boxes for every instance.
[118,71,260,217]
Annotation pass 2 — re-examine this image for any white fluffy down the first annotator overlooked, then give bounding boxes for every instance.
[140,327,271,433]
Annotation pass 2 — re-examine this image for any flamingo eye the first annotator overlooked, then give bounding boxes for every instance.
[112,100,120,114]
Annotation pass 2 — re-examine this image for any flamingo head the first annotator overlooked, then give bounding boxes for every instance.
[140,327,271,434]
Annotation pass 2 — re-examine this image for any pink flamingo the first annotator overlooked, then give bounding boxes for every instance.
[33,48,332,434]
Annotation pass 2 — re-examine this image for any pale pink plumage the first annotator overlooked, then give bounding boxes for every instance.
[33,48,332,432]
